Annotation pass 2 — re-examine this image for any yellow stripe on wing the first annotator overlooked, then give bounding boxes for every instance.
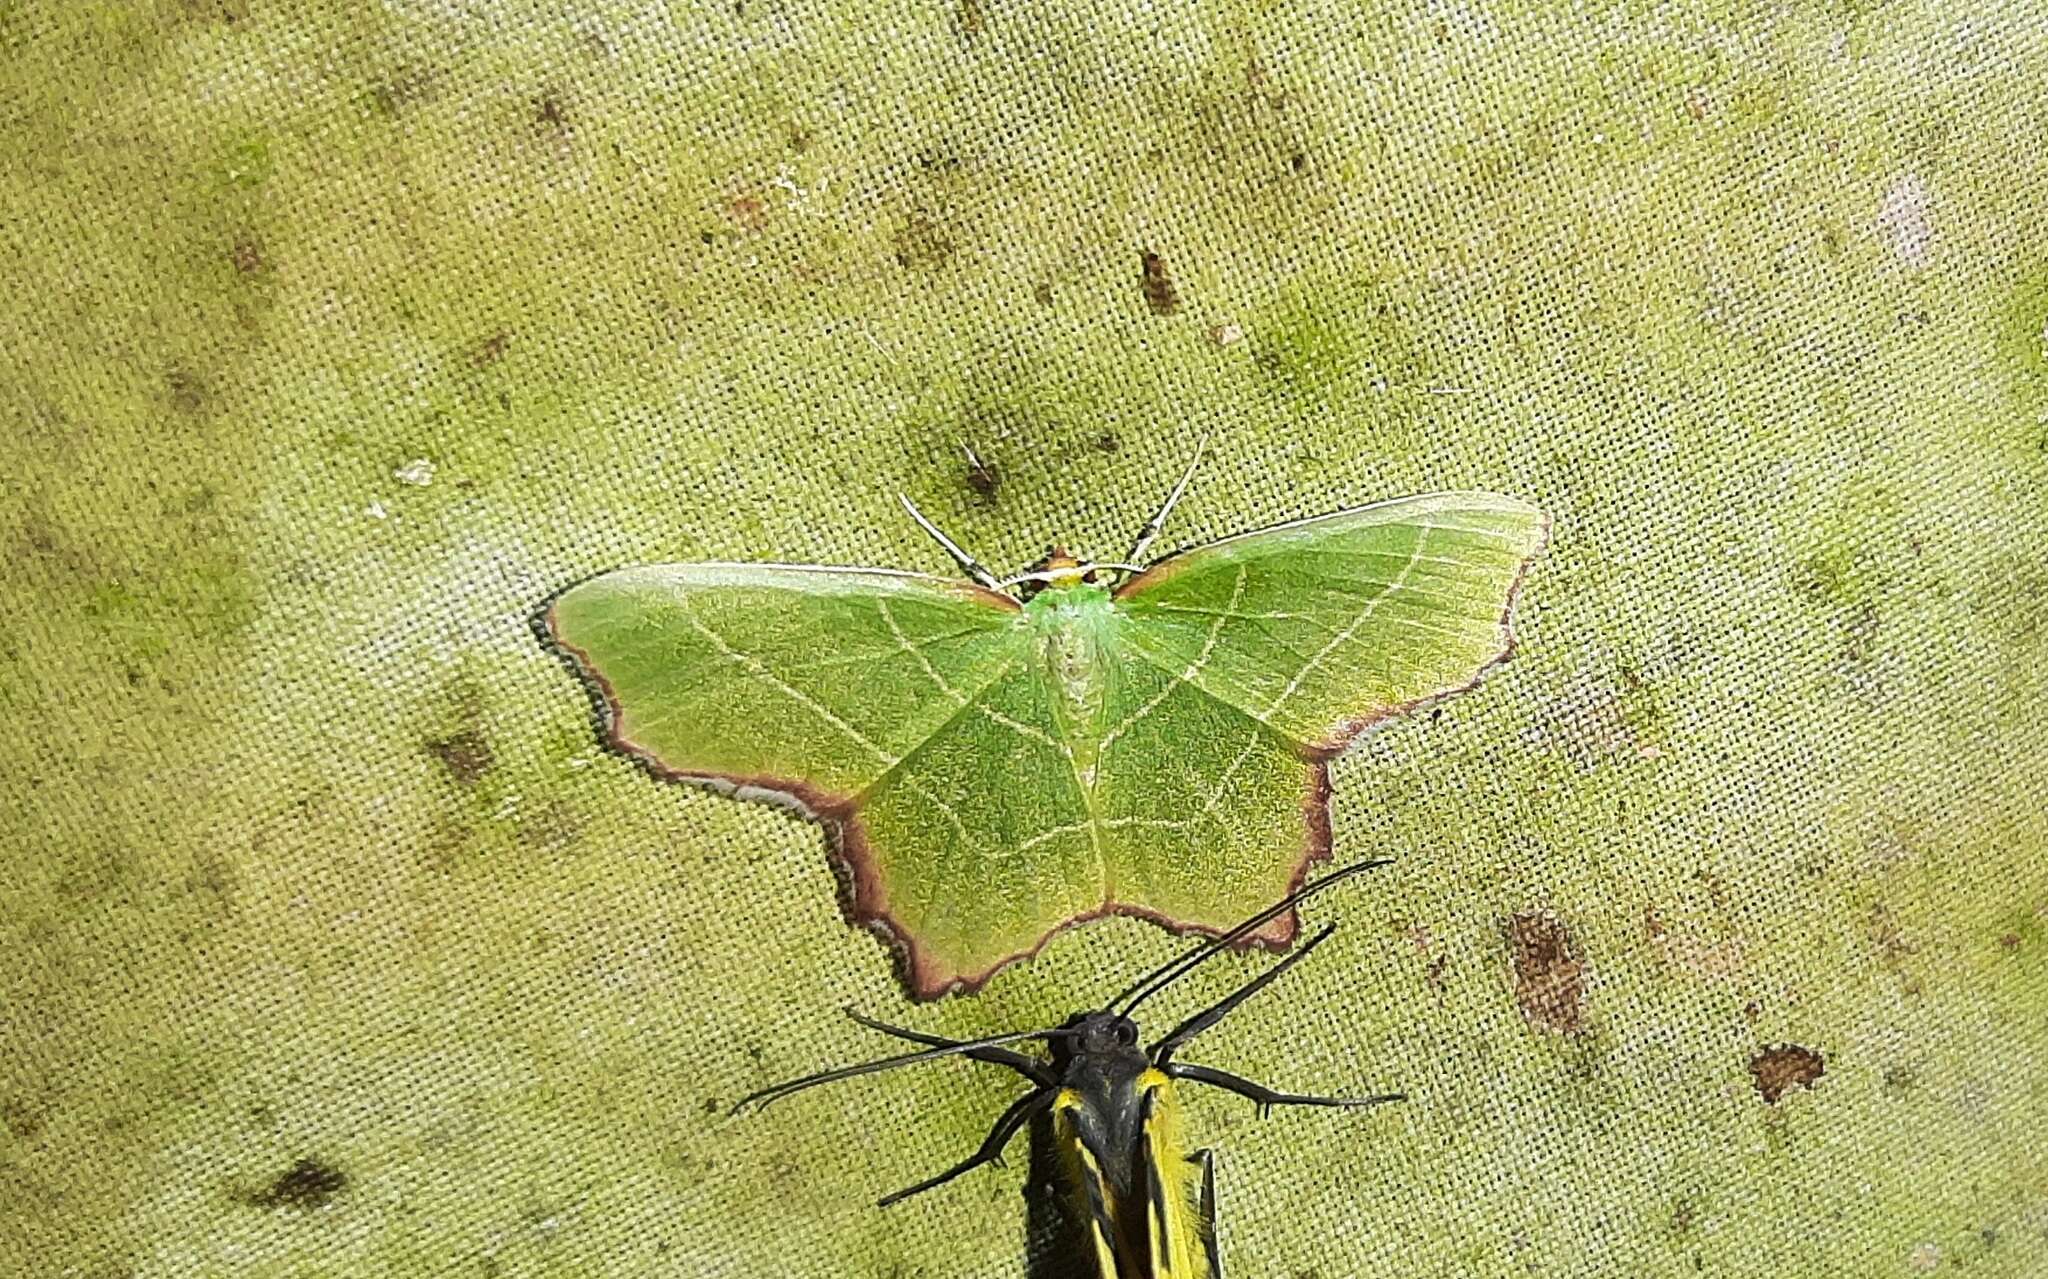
[1053,1090,1122,1279]
[1138,1070,1219,1279]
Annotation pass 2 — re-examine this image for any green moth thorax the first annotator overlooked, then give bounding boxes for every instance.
[1025,582,1120,773]
[543,464,1548,996]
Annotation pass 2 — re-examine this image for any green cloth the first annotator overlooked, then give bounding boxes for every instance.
[4,2,2045,1275]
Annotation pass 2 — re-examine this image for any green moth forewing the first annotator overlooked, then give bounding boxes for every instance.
[545,487,1545,996]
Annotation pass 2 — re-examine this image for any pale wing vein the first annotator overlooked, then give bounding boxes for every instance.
[639,603,901,769]
[1409,518,1533,539]
[877,597,969,705]
[1017,821,1094,853]
[1184,549,1488,571]
[786,622,1001,672]
[978,703,1063,749]
[1102,727,1269,840]
[1099,565,1247,751]
[1265,526,1431,718]
[1099,642,1311,852]
[871,598,1057,747]
[851,658,1027,804]
[848,663,1038,863]
[1136,604,1343,636]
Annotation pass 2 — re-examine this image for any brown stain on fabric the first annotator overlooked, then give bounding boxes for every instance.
[229,236,265,274]
[515,798,584,852]
[1400,920,1450,1003]
[247,1157,348,1209]
[1867,901,1922,994]
[165,366,209,415]
[1504,909,1589,1034]
[1749,1044,1824,1103]
[2,1097,48,1140]
[426,731,493,787]
[184,0,254,23]
[368,66,438,117]
[725,191,769,233]
[468,331,512,369]
[1881,1064,1916,1098]
[1527,677,1645,766]
[1139,251,1180,315]
[893,212,955,269]
[962,446,1000,499]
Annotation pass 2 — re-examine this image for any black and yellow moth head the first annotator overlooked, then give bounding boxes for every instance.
[1056,1009,1141,1059]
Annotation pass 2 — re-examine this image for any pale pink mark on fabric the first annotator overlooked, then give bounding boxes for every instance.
[1877,174,1933,268]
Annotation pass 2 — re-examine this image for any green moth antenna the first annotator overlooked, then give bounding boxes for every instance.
[902,433,1215,593]
[1124,430,1211,565]
[897,493,1002,590]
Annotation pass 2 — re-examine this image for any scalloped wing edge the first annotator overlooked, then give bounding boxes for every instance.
[1114,493,1552,756]
[837,777,1333,999]
[1302,503,1552,755]
[535,507,1540,996]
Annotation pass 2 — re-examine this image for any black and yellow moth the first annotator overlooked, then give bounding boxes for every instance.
[733,860,1403,1278]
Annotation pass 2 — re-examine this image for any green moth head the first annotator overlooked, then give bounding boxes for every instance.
[1015,547,1105,598]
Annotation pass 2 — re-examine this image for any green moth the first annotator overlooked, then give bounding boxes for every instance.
[545,454,1545,996]
[731,860,1402,1278]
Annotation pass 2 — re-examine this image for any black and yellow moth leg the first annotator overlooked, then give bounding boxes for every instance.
[1192,1149,1222,1279]
[1167,1062,1402,1117]
[880,1087,1053,1208]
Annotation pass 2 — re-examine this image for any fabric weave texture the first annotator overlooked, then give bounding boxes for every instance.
[3,2,2045,1276]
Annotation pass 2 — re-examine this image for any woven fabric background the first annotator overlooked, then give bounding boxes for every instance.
[5,2,2047,1276]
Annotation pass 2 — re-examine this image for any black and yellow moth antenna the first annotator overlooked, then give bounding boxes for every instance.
[730,1024,1076,1114]
[841,1007,1057,1086]
[1151,923,1342,1062]
[1114,858,1393,1018]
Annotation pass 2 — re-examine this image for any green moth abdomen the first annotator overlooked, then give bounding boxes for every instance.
[1026,583,1120,781]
